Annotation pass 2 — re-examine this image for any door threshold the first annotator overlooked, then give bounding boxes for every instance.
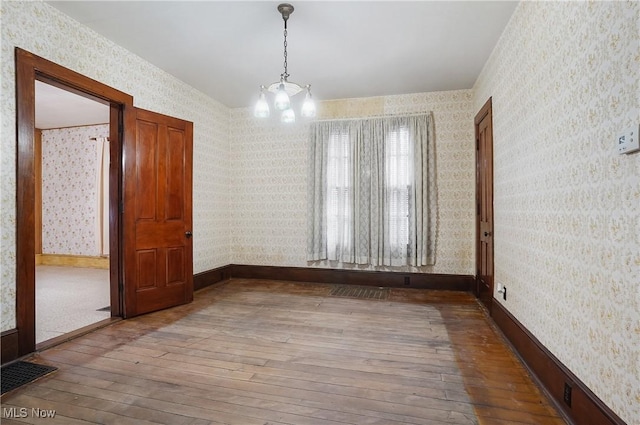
[35,317,121,352]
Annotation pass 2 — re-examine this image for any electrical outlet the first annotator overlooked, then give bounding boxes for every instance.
[563,382,572,407]
[404,276,410,286]
[617,125,640,154]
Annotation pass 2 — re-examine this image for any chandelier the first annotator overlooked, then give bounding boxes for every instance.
[254,3,316,123]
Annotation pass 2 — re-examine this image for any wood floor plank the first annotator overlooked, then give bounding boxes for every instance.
[2,394,165,425]
[0,401,95,424]
[56,366,461,425]
[2,279,566,425]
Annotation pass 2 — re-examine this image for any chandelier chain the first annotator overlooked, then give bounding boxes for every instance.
[282,23,289,80]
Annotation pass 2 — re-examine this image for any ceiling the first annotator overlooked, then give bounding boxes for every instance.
[46,1,519,109]
[35,81,110,129]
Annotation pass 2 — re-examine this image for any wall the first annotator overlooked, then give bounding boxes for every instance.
[230,90,476,275]
[41,125,108,256]
[473,2,639,423]
[0,1,231,332]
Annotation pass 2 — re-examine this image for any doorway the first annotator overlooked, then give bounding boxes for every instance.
[15,48,132,356]
[475,97,494,312]
[34,81,112,345]
[14,48,195,359]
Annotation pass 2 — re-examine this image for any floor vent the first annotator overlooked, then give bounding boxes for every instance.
[1,361,57,395]
[329,285,389,300]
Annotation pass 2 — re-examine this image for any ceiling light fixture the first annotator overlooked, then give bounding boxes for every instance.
[254,3,315,123]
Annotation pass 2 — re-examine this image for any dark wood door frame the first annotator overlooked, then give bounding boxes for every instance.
[15,48,134,356]
[474,97,494,312]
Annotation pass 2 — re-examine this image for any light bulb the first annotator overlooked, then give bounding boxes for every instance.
[301,89,316,118]
[254,91,270,118]
[274,83,290,111]
[281,108,295,124]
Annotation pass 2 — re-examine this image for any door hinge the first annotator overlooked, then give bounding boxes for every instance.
[118,122,124,137]
[120,201,124,213]
[476,137,480,150]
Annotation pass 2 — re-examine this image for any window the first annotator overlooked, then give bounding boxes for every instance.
[385,125,412,258]
[307,113,437,267]
[326,130,351,259]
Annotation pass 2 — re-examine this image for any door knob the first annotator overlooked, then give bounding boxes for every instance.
[484,231,492,237]
[185,231,192,238]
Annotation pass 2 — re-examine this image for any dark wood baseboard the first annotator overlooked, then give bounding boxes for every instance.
[193,265,232,291]
[1,329,19,364]
[194,264,474,292]
[492,300,626,425]
[229,264,474,291]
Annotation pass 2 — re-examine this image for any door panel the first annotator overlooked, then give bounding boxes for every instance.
[167,248,185,284]
[167,129,186,220]
[475,98,494,312]
[135,120,159,220]
[137,250,157,290]
[123,107,193,317]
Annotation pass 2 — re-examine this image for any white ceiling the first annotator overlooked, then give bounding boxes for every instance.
[46,1,519,109]
[35,81,110,129]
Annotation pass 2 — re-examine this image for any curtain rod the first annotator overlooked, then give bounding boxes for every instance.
[311,111,432,123]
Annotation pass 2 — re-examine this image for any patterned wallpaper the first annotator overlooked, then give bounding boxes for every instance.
[41,125,108,256]
[0,1,230,331]
[230,90,476,275]
[473,2,639,423]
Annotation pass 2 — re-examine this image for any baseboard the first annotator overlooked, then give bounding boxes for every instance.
[491,300,626,425]
[1,329,19,365]
[229,264,474,290]
[37,254,109,269]
[194,264,473,291]
[194,265,232,291]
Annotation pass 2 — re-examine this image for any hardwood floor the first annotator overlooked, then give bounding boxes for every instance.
[1,279,566,425]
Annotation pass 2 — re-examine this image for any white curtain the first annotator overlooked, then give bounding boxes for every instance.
[95,137,109,257]
[307,113,437,266]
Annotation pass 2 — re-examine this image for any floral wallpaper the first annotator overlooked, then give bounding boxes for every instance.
[473,1,639,423]
[41,125,108,256]
[229,90,476,275]
[1,1,230,331]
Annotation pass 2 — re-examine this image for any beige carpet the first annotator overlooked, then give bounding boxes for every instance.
[36,265,110,344]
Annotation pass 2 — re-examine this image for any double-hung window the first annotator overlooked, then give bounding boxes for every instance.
[385,125,412,260]
[307,113,437,267]
[326,129,351,260]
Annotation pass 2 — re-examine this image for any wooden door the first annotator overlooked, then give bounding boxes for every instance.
[475,98,494,312]
[123,108,193,317]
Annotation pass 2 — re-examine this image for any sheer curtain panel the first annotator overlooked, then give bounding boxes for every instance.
[307,113,437,267]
